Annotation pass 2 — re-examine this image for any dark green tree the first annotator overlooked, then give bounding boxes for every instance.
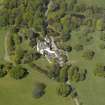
[32,82,46,98]
[0,64,7,78]
[59,65,69,82]
[94,64,105,77]
[57,83,72,97]
[10,65,28,79]
[48,63,60,80]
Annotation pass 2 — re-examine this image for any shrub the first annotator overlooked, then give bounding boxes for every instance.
[5,62,13,71]
[59,65,69,82]
[0,64,7,78]
[62,54,68,63]
[96,19,104,31]
[63,45,72,52]
[68,65,80,82]
[21,51,41,64]
[68,65,87,82]
[14,47,24,64]
[32,52,41,60]
[32,82,46,98]
[57,83,72,97]
[48,63,60,80]
[10,65,28,79]
[62,32,71,42]
[94,64,105,77]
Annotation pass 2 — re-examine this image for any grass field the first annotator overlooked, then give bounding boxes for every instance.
[0,69,75,105]
[68,30,105,105]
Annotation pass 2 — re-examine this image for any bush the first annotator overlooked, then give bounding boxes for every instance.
[68,65,80,82]
[21,51,41,64]
[0,64,7,78]
[68,65,86,82]
[57,83,72,97]
[5,62,13,71]
[48,63,60,80]
[32,52,41,60]
[59,65,69,82]
[14,47,24,64]
[10,65,28,79]
[62,54,68,63]
[63,45,72,52]
[94,64,105,77]
[32,82,46,98]
[96,19,104,31]
[82,50,95,60]
[62,32,71,42]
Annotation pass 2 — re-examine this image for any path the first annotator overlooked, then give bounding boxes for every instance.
[74,98,80,105]
[66,81,80,105]
[4,31,12,63]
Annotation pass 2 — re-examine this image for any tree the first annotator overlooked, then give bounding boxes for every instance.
[48,63,60,80]
[59,65,69,82]
[0,64,7,78]
[63,45,72,52]
[7,34,15,55]
[69,66,80,82]
[60,15,71,39]
[72,71,80,82]
[32,82,46,98]
[14,46,24,64]
[32,52,41,60]
[62,54,68,63]
[96,19,104,31]
[0,13,8,27]
[23,10,33,27]
[5,62,13,71]
[0,7,9,27]
[94,64,105,77]
[62,32,71,42]
[57,83,72,97]
[65,0,77,10]
[10,65,28,79]
[68,65,86,82]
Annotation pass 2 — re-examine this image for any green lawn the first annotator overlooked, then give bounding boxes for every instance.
[0,69,75,105]
[68,30,105,105]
